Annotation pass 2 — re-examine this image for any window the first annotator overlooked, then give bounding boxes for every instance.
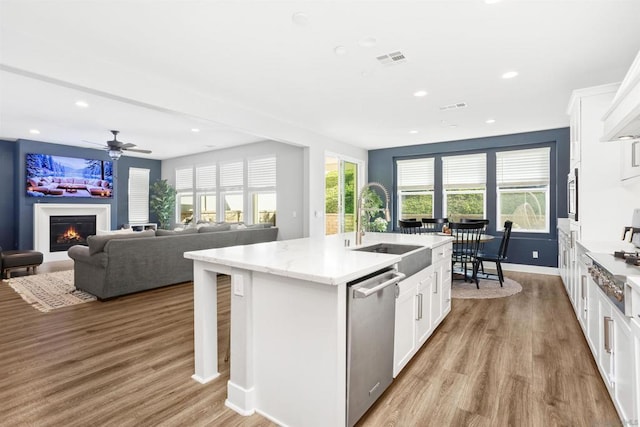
[248,156,276,225]
[128,167,149,224]
[220,161,244,223]
[442,153,486,222]
[496,147,550,232]
[196,164,217,222]
[176,167,194,224]
[396,158,434,221]
[325,156,360,235]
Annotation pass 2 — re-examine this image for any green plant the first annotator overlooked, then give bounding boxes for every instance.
[150,179,177,230]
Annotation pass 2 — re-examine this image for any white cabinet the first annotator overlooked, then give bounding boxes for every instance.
[621,139,640,181]
[633,319,640,422]
[393,242,452,378]
[568,95,582,167]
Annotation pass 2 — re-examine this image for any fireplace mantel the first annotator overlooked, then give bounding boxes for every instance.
[34,203,111,262]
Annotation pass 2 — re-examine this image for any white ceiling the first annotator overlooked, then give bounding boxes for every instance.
[1,0,640,160]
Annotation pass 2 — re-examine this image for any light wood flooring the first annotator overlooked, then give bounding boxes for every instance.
[0,263,620,426]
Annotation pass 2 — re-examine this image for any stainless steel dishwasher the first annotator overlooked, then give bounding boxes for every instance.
[346,267,405,427]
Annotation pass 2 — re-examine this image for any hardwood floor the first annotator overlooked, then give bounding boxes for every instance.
[0,265,620,426]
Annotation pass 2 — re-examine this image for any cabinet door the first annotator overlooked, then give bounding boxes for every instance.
[577,270,588,330]
[569,98,581,166]
[430,268,443,329]
[586,275,600,356]
[612,308,637,423]
[598,297,614,387]
[416,275,432,347]
[394,278,417,377]
[441,261,452,318]
[621,139,640,181]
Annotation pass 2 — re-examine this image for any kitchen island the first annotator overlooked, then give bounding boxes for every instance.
[184,232,452,427]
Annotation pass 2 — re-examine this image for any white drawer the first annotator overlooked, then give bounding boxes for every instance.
[433,244,453,264]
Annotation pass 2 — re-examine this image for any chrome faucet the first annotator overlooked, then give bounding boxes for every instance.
[355,182,391,245]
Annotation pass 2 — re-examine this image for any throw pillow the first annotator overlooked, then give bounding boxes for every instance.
[156,228,198,236]
[87,229,155,255]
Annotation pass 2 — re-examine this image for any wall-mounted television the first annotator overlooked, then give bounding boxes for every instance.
[26,153,114,198]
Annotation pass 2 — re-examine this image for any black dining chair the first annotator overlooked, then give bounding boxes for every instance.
[476,220,513,287]
[449,221,484,287]
[421,217,448,233]
[398,219,422,234]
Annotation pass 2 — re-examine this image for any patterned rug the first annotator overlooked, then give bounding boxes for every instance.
[452,276,522,299]
[5,270,96,312]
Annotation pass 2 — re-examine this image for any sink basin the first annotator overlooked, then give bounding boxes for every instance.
[354,243,432,278]
[353,243,423,255]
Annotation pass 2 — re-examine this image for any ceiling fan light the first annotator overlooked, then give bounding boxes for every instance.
[108,149,122,160]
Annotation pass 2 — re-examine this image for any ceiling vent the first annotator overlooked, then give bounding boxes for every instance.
[439,102,468,111]
[376,51,407,66]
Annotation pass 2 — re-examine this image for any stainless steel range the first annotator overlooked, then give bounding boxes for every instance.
[586,252,640,316]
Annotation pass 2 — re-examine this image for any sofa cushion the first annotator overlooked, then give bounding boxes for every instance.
[246,223,273,229]
[156,228,198,236]
[198,224,232,233]
[87,229,155,255]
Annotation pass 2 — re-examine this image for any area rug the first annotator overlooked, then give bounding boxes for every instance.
[452,276,522,299]
[5,270,96,312]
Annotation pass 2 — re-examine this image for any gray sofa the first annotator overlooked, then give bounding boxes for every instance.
[68,226,278,300]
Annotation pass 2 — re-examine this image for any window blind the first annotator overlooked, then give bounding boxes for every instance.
[397,158,434,191]
[442,153,486,189]
[196,164,216,190]
[128,167,149,223]
[220,161,244,188]
[496,147,550,187]
[248,156,276,188]
[175,167,193,190]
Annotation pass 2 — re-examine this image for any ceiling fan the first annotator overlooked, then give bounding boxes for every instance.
[85,130,152,160]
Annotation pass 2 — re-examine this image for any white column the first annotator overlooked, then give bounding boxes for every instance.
[192,261,223,384]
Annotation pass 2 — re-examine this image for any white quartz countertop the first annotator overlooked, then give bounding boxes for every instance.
[184,232,452,285]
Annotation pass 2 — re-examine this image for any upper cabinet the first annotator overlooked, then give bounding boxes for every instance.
[620,139,640,181]
[601,49,640,142]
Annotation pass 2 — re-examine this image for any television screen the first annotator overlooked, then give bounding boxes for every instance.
[26,153,114,198]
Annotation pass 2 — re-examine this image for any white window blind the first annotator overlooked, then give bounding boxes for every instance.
[220,161,244,187]
[442,153,486,189]
[196,164,217,190]
[397,158,434,191]
[248,156,276,188]
[175,168,193,190]
[496,147,550,187]
[128,168,149,223]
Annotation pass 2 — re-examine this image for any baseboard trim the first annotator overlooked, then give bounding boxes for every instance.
[500,263,559,276]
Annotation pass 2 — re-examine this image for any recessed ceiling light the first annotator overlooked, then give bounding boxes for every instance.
[449,124,458,128]
[29,129,40,135]
[334,46,347,56]
[75,100,89,108]
[291,12,309,26]
[409,130,419,134]
[502,71,519,79]
[358,37,377,48]
[191,128,200,133]
[413,90,428,97]
[486,119,496,124]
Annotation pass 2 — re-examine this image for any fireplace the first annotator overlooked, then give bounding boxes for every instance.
[49,215,97,252]
[34,204,111,262]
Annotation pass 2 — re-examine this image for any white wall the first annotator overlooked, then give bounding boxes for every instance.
[162,140,305,241]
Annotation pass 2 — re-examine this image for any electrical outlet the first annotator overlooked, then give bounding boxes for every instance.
[532,251,539,259]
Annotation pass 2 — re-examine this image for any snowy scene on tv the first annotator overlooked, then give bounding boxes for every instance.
[26,153,114,198]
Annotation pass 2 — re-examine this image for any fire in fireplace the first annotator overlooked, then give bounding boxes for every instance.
[50,215,97,252]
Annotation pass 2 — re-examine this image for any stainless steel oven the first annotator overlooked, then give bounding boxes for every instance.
[568,168,578,221]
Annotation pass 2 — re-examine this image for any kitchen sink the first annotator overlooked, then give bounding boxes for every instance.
[354,243,432,277]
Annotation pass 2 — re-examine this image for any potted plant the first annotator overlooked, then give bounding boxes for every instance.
[150,179,177,230]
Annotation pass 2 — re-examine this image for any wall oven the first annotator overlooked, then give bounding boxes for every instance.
[568,167,578,221]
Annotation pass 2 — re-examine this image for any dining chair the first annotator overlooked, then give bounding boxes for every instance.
[398,219,422,234]
[476,220,513,287]
[421,217,448,233]
[449,221,484,287]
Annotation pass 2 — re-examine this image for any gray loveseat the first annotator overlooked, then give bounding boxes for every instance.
[68,226,278,300]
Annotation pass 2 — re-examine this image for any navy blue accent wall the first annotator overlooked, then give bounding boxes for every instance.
[368,128,570,267]
[0,140,17,250]
[12,139,160,250]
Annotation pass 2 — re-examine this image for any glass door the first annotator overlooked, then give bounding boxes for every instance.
[325,156,359,235]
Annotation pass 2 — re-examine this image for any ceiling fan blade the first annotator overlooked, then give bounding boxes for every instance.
[124,147,152,154]
[82,139,107,147]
